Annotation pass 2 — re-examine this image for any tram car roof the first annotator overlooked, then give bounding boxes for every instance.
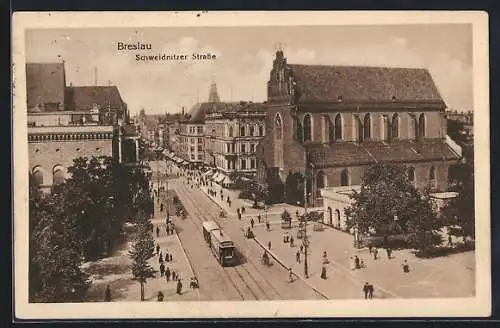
[202,220,220,232]
[210,229,233,245]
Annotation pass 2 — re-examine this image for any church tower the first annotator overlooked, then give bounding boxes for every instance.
[208,81,221,103]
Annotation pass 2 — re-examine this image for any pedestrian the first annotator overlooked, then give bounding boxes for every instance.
[257,215,262,223]
[165,267,171,282]
[165,251,169,262]
[159,253,163,264]
[228,200,231,207]
[402,260,410,273]
[447,235,453,247]
[156,244,160,256]
[300,245,304,253]
[156,226,160,238]
[250,218,255,229]
[354,255,360,269]
[289,268,294,282]
[368,245,373,254]
[238,212,242,220]
[160,203,164,212]
[169,254,173,262]
[373,248,378,260]
[268,241,271,250]
[321,266,327,279]
[172,271,177,281]
[242,206,246,214]
[290,236,294,247]
[363,282,370,299]
[104,284,111,302]
[160,263,165,277]
[176,279,183,295]
[368,283,374,299]
[266,221,270,231]
[157,291,164,301]
[386,247,392,259]
[296,250,300,263]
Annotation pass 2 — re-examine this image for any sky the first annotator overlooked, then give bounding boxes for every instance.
[25,24,473,115]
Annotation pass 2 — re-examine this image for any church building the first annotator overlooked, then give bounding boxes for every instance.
[256,50,462,205]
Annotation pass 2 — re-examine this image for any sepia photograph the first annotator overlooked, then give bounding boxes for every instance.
[12,11,490,319]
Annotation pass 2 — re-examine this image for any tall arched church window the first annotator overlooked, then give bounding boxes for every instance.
[240,125,245,137]
[419,113,426,139]
[408,167,416,186]
[429,166,437,189]
[229,126,233,137]
[363,114,371,140]
[259,125,264,136]
[303,113,312,142]
[408,115,418,141]
[391,113,399,139]
[356,116,364,142]
[334,114,342,141]
[274,113,284,168]
[295,119,303,143]
[340,169,350,186]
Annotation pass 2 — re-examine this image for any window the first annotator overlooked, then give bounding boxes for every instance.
[429,166,437,189]
[250,125,255,136]
[259,126,264,136]
[240,126,245,137]
[226,143,231,153]
[408,167,416,186]
[382,115,390,141]
[33,168,44,186]
[340,169,350,186]
[198,154,202,161]
[250,143,255,152]
[191,154,195,160]
[356,116,364,142]
[197,126,203,134]
[53,168,65,185]
[419,113,426,139]
[197,145,202,152]
[190,138,195,144]
[303,113,312,142]
[229,126,234,137]
[198,137,202,143]
[391,113,399,139]
[363,114,371,140]
[334,114,342,140]
[274,113,284,167]
[241,144,246,153]
[250,159,256,169]
[241,159,247,170]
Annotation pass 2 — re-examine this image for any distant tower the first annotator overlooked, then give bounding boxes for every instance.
[208,81,221,103]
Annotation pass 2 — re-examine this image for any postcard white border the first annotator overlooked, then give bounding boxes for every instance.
[12,11,490,319]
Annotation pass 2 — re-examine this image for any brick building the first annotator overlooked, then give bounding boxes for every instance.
[27,62,133,191]
[257,50,461,204]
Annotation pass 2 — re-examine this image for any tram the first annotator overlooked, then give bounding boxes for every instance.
[202,221,236,266]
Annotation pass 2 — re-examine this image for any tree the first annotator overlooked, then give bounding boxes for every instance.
[32,189,90,302]
[442,162,475,241]
[129,223,157,301]
[29,174,43,300]
[345,162,441,250]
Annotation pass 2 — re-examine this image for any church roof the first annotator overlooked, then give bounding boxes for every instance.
[65,86,125,111]
[308,139,459,167]
[26,63,66,110]
[288,64,444,104]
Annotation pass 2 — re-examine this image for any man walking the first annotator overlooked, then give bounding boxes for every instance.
[257,215,262,223]
[156,244,160,256]
[176,279,183,295]
[104,285,111,302]
[373,248,378,260]
[156,226,160,238]
[268,241,272,250]
[447,235,453,247]
[165,267,171,282]
[160,262,165,277]
[368,283,374,299]
[363,282,370,299]
[386,247,392,259]
[266,221,270,231]
[250,218,255,229]
[296,250,301,263]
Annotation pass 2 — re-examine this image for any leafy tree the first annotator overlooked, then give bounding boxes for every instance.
[345,162,441,250]
[442,162,475,241]
[29,174,43,300]
[129,223,157,301]
[32,189,90,302]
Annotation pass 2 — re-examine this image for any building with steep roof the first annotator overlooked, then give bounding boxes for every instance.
[27,62,136,192]
[257,50,461,206]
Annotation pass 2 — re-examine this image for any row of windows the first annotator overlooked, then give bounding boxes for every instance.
[228,125,265,137]
[280,112,428,144]
[314,166,438,189]
[188,126,204,134]
[31,166,67,186]
[225,142,257,153]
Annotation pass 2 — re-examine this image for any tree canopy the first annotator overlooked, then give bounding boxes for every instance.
[345,162,442,250]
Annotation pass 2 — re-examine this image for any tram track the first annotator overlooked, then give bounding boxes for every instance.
[174,179,289,300]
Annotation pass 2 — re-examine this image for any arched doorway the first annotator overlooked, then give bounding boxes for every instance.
[53,165,66,185]
[32,166,44,186]
[340,169,350,186]
[335,209,341,228]
[328,207,333,226]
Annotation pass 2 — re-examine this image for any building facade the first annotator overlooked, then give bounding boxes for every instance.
[257,50,461,203]
[27,62,134,191]
[204,102,266,176]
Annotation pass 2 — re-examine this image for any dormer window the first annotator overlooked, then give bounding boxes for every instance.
[337,95,343,102]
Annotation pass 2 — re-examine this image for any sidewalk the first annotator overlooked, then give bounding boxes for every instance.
[251,222,475,299]
[138,190,199,302]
